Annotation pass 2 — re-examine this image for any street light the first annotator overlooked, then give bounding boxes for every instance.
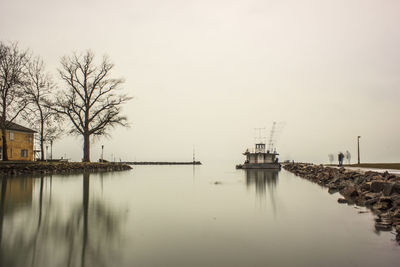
[101,145,104,162]
[50,140,53,160]
[357,136,361,165]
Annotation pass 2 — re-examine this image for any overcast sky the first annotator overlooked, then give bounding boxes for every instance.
[1,0,399,164]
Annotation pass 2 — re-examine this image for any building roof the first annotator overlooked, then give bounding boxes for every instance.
[5,121,36,133]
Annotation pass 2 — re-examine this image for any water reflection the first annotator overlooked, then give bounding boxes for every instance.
[1,166,399,267]
[245,169,279,214]
[0,173,126,267]
[0,177,33,247]
[245,169,279,197]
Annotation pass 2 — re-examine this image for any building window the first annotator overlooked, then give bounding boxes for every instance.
[21,149,28,157]
[29,135,33,143]
[10,131,14,140]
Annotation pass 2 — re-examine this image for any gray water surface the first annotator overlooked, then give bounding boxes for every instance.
[0,164,399,267]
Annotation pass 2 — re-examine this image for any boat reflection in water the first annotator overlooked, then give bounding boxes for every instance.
[245,169,279,196]
[245,169,279,212]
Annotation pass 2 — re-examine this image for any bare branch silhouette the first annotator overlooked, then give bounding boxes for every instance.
[0,42,30,160]
[53,51,131,162]
[23,56,63,160]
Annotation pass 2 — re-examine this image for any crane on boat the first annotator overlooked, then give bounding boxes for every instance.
[267,121,285,153]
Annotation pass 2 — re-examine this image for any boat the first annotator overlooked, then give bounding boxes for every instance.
[236,142,281,169]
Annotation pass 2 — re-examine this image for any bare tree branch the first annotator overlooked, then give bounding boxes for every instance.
[23,55,63,160]
[54,50,131,162]
[0,41,30,160]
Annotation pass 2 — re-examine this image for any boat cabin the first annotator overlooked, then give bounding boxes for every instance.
[238,142,280,169]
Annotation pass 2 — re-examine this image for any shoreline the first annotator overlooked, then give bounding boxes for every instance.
[283,163,400,244]
[0,162,132,176]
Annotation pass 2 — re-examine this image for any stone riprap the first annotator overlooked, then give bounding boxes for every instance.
[0,162,132,176]
[283,163,400,243]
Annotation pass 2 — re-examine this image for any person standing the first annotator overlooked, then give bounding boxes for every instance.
[338,152,344,166]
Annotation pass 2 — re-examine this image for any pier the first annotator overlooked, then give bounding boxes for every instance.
[124,161,202,165]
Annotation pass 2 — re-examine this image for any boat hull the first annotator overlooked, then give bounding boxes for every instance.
[236,163,281,169]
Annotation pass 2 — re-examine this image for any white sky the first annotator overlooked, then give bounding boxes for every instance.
[1,0,399,164]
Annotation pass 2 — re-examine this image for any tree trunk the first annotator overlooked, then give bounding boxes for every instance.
[40,139,44,161]
[1,128,8,161]
[40,120,45,161]
[83,133,90,162]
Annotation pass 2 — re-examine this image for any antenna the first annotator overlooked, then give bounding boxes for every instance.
[193,145,195,163]
[254,127,266,144]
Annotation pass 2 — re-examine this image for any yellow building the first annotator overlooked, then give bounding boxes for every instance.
[0,121,35,161]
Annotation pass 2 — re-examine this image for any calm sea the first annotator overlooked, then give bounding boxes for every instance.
[1,163,399,267]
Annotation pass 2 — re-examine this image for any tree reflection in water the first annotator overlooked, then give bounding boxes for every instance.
[0,172,126,267]
[245,169,279,213]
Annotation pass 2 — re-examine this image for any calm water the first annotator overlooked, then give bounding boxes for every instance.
[0,164,399,267]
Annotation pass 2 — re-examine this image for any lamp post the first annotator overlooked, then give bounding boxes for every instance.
[46,145,48,161]
[50,140,53,160]
[101,145,104,162]
[357,136,361,165]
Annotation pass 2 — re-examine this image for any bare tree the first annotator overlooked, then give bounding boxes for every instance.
[55,51,131,162]
[0,42,30,161]
[23,56,63,161]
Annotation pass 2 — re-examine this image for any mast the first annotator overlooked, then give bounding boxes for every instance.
[254,127,266,144]
[267,122,277,152]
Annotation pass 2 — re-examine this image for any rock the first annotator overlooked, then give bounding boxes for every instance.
[392,209,400,219]
[391,195,400,208]
[360,182,371,191]
[372,201,391,211]
[364,192,379,199]
[393,183,400,194]
[338,198,348,204]
[354,176,366,185]
[0,162,132,176]
[380,197,393,205]
[370,181,387,193]
[343,185,359,198]
[328,187,339,194]
[383,182,395,196]
[392,218,400,226]
[365,197,379,206]
[375,222,392,231]
[371,174,383,180]
[364,171,376,177]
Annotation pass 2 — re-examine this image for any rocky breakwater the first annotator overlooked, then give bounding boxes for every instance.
[0,162,132,176]
[283,163,400,243]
